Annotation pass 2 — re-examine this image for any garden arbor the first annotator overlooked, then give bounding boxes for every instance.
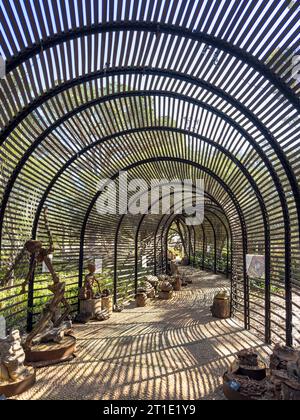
[0,0,299,348]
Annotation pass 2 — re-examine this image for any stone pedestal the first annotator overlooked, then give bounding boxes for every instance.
[102,296,113,315]
[80,299,102,317]
[211,293,230,319]
[159,290,173,300]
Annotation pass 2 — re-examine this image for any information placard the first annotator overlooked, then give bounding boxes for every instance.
[142,256,148,268]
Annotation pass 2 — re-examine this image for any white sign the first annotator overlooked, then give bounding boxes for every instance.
[0,56,6,79]
[292,56,300,81]
[246,255,265,279]
[142,256,148,268]
[0,316,6,339]
[95,258,103,274]
[42,254,53,273]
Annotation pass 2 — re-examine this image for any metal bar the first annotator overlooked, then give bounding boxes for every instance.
[5,21,300,118]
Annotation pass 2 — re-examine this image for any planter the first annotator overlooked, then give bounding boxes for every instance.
[80,298,102,317]
[211,293,231,319]
[136,293,147,307]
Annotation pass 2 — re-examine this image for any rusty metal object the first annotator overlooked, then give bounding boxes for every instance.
[223,370,269,400]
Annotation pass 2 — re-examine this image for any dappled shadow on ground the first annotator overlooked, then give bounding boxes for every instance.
[17,269,271,400]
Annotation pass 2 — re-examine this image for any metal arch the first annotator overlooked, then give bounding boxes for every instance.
[165,216,187,271]
[148,197,237,324]
[6,21,300,112]
[2,63,299,243]
[154,215,166,276]
[76,157,249,327]
[110,183,212,303]
[1,74,298,243]
[26,125,269,242]
[21,125,272,333]
[1,76,298,258]
[201,224,206,271]
[79,153,248,284]
[134,193,196,290]
[85,182,226,304]
[152,191,229,276]
[0,92,287,279]
[25,123,269,330]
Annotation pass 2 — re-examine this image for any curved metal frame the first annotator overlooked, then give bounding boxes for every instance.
[1,8,298,347]
[5,22,299,113]
[77,157,249,326]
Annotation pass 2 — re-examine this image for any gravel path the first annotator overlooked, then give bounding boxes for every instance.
[17,269,271,400]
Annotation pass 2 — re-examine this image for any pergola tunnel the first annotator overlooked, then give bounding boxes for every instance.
[0,0,300,388]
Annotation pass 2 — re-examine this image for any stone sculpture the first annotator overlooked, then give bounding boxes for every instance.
[144,281,156,298]
[3,208,72,352]
[0,330,31,383]
[24,240,72,351]
[138,282,155,299]
[159,280,173,300]
[269,345,300,400]
[114,304,124,313]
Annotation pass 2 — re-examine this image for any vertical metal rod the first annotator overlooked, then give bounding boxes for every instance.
[114,215,125,305]
[201,224,206,270]
[206,216,217,274]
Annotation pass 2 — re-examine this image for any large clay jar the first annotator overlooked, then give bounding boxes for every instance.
[136,293,147,307]
[211,292,230,319]
[159,281,173,300]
